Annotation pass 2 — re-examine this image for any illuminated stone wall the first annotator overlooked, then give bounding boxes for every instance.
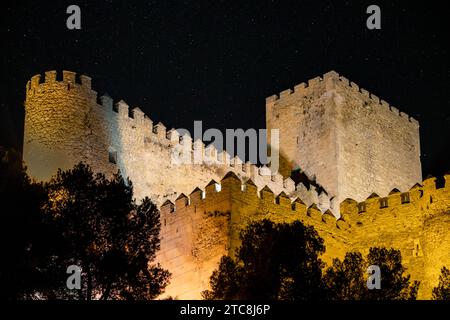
[23,70,328,208]
[24,71,115,181]
[159,173,449,299]
[266,71,422,215]
[23,70,447,301]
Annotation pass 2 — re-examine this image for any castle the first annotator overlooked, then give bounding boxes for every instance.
[23,70,449,299]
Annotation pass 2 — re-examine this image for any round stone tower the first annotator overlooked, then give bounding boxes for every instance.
[23,70,108,181]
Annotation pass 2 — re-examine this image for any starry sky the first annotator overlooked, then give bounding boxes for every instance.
[1,0,449,177]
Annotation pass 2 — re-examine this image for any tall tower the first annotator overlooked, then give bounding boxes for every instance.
[266,71,422,213]
[23,70,114,181]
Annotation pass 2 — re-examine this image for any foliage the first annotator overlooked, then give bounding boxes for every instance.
[203,216,420,301]
[202,219,325,300]
[0,151,170,300]
[0,147,51,299]
[432,267,450,300]
[41,163,170,300]
[323,248,419,300]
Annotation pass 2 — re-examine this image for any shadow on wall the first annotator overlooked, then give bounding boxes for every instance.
[266,144,291,178]
[268,144,325,194]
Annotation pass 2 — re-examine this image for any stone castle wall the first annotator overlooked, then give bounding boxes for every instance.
[24,71,114,181]
[159,173,450,299]
[266,71,422,214]
[23,70,448,301]
[23,70,328,208]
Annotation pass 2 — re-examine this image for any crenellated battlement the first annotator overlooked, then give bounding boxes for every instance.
[265,70,419,127]
[23,69,448,300]
[265,69,423,222]
[95,96,174,145]
[24,71,332,211]
[25,71,172,142]
[27,70,94,96]
[159,170,344,231]
[153,153,334,213]
[26,69,334,212]
[265,70,342,102]
[157,171,449,300]
[160,173,450,232]
[342,76,419,127]
[340,174,450,225]
[24,70,419,218]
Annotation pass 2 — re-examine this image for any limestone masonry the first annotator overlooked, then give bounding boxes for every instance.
[23,70,449,299]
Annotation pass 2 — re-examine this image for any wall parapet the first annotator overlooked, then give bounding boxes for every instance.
[265,70,420,127]
[340,175,450,224]
[161,173,449,234]
[160,170,345,232]
[27,70,95,93]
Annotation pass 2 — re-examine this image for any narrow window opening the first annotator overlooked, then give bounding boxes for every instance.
[109,151,117,164]
[357,202,366,213]
[379,198,388,208]
[401,192,410,204]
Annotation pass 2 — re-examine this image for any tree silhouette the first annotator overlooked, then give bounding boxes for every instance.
[201,256,242,300]
[0,147,55,300]
[323,252,367,300]
[432,267,450,300]
[202,219,326,300]
[203,215,421,300]
[1,155,170,300]
[324,248,419,300]
[41,163,170,300]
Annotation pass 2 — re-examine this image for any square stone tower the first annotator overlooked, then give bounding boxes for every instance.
[266,71,422,214]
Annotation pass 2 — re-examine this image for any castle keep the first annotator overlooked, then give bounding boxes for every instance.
[266,71,422,213]
[23,70,449,299]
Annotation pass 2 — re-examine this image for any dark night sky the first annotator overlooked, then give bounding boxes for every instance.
[1,0,449,177]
